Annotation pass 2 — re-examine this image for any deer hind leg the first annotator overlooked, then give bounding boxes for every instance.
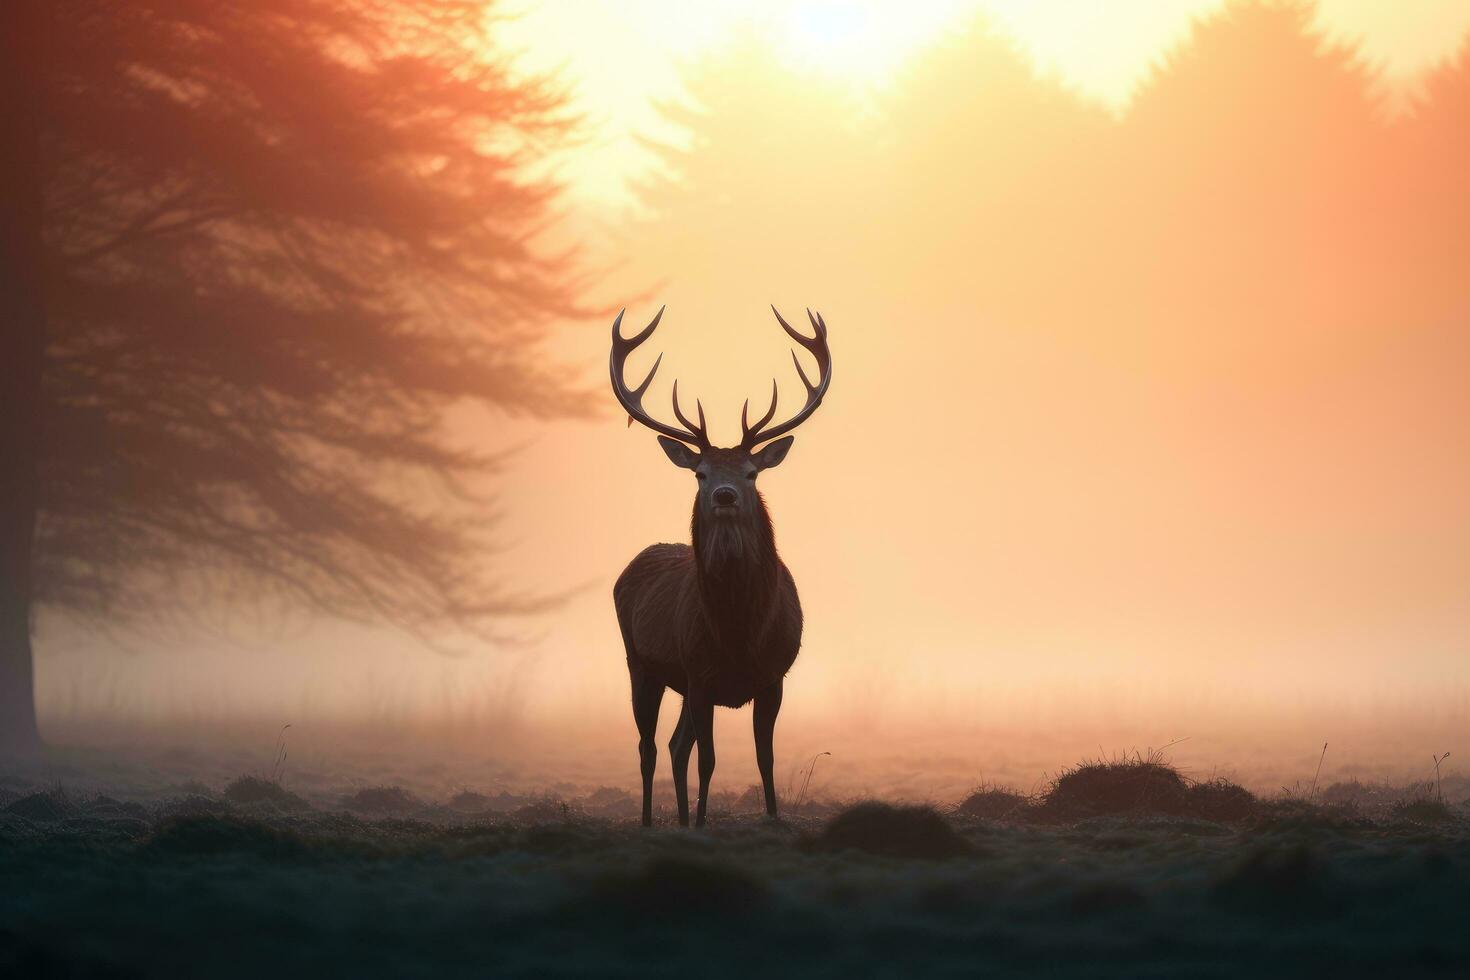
[630,668,664,827]
[668,700,693,827]
[689,682,717,828]
[753,680,784,818]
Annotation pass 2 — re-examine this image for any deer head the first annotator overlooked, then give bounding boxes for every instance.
[610,305,832,525]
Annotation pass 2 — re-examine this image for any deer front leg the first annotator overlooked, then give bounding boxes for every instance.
[689,682,717,828]
[753,680,783,818]
[668,700,692,827]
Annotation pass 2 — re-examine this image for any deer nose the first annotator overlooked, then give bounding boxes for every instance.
[712,486,738,507]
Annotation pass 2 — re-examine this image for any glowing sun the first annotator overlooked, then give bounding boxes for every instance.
[774,0,972,84]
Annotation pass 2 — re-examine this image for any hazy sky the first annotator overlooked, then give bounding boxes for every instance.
[501,0,1470,204]
[40,2,1470,786]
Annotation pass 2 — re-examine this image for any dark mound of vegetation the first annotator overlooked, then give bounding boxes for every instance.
[162,794,232,819]
[84,795,148,819]
[344,786,420,813]
[4,789,74,822]
[222,776,310,811]
[810,803,971,860]
[512,798,571,823]
[1036,756,1258,823]
[447,789,528,813]
[1318,779,1374,807]
[955,784,1033,821]
[1394,798,1456,824]
[1042,758,1191,819]
[583,786,636,816]
[1188,778,1259,821]
[145,815,310,860]
[167,779,216,798]
[447,790,491,812]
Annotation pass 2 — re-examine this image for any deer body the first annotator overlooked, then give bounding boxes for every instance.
[609,306,831,827]
[615,519,802,708]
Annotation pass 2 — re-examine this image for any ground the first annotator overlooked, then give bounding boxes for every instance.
[3,745,1469,978]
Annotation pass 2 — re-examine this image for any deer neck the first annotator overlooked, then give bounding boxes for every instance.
[691,497,780,650]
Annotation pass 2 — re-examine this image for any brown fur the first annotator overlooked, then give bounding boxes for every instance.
[614,482,803,827]
[614,492,801,707]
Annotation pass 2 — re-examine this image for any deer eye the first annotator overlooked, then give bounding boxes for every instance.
[696,472,707,481]
[745,471,757,480]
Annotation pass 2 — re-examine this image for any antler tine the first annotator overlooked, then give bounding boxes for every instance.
[671,381,710,445]
[631,352,663,399]
[805,307,827,341]
[789,349,817,393]
[610,307,708,448]
[741,378,779,443]
[772,305,826,355]
[611,305,664,356]
[741,307,833,450]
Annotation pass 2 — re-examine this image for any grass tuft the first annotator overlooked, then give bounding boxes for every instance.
[222,775,310,811]
[448,790,491,812]
[954,783,1034,821]
[1394,797,1456,824]
[1188,778,1258,822]
[4,787,75,822]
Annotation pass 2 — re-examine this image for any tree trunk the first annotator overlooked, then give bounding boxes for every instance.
[0,0,46,754]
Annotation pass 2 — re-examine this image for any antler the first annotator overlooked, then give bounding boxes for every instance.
[610,307,710,449]
[739,306,833,450]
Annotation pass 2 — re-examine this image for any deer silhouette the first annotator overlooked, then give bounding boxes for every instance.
[611,305,832,827]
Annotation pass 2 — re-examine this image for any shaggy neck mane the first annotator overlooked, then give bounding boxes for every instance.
[690,493,780,653]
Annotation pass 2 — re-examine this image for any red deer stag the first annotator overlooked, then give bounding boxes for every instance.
[611,306,832,827]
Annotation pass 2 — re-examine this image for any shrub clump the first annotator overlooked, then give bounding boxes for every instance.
[448,790,491,812]
[1035,756,1258,823]
[810,802,971,860]
[162,794,232,819]
[4,788,75,822]
[955,785,1033,821]
[1188,778,1258,822]
[223,776,310,811]
[1042,758,1191,820]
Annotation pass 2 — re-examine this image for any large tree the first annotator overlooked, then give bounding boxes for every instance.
[0,0,591,752]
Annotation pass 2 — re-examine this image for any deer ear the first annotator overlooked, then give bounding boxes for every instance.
[657,436,700,469]
[751,436,794,471]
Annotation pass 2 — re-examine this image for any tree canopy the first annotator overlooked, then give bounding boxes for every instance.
[31,0,590,636]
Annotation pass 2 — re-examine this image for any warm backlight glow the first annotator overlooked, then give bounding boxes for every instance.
[775,0,971,82]
[41,0,1470,789]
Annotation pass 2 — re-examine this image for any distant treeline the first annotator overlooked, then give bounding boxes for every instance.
[615,0,1470,658]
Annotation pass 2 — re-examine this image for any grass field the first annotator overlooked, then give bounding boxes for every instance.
[4,745,1469,978]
